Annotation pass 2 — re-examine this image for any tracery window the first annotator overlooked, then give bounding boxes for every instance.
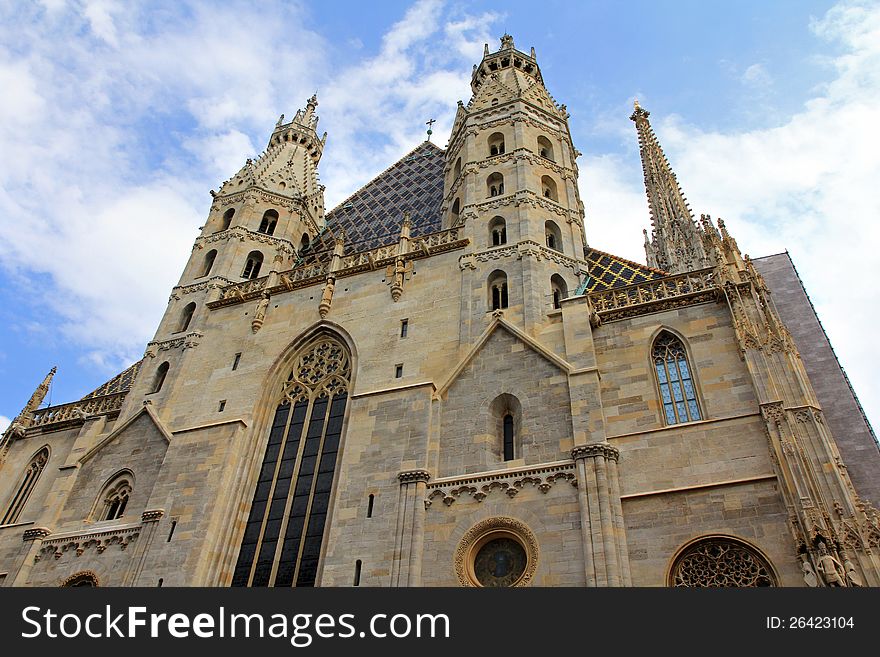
[670,537,776,587]
[652,331,701,424]
[96,473,132,521]
[489,216,507,246]
[232,335,352,587]
[1,446,49,525]
[259,209,279,235]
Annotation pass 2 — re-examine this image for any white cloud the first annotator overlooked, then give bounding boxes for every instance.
[584,1,880,429]
[741,63,772,88]
[0,415,10,434]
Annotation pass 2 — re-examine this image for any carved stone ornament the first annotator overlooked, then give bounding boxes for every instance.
[398,470,431,485]
[60,570,99,587]
[571,443,620,462]
[455,517,539,587]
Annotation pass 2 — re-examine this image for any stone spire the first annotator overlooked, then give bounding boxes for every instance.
[631,101,711,274]
[0,366,56,459]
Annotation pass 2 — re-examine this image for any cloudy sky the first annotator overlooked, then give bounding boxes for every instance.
[1,0,877,437]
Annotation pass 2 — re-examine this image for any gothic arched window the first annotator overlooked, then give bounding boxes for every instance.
[537,135,554,161]
[178,302,196,333]
[541,175,558,201]
[489,216,507,246]
[95,472,133,521]
[488,132,505,156]
[490,394,521,463]
[61,571,99,587]
[550,274,567,309]
[220,208,235,231]
[1,446,49,525]
[450,198,461,224]
[152,362,169,394]
[232,334,353,588]
[487,172,504,197]
[670,537,776,587]
[652,331,701,425]
[242,251,264,280]
[201,250,217,277]
[488,270,509,311]
[259,209,279,236]
[453,157,461,180]
[545,220,562,252]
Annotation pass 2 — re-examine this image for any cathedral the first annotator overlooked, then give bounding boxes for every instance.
[2,35,879,588]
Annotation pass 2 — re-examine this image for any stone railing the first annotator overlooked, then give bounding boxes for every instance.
[31,392,127,429]
[588,268,720,322]
[207,227,468,309]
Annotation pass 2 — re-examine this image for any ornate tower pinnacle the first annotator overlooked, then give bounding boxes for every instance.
[1,366,56,457]
[631,101,710,274]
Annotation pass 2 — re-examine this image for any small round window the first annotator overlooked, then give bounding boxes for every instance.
[455,517,538,587]
[473,536,528,587]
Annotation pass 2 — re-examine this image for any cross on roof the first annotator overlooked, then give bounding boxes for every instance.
[425,118,436,142]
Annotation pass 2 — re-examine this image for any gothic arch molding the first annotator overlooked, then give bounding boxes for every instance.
[60,571,100,587]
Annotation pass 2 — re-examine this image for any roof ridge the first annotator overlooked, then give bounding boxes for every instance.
[326,141,445,217]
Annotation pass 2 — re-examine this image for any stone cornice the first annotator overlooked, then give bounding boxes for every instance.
[459,240,588,275]
[145,331,203,357]
[426,461,577,507]
[193,225,297,257]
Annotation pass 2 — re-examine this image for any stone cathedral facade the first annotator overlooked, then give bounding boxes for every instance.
[2,36,879,588]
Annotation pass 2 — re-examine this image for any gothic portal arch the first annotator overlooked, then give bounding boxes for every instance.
[232,328,354,587]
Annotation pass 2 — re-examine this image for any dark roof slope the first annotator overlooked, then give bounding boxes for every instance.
[299,141,446,262]
[80,360,142,399]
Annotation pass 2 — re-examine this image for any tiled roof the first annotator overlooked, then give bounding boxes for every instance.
[80,360,142,399]
[299,141,446,262]
[583,248,667,292]
[298,140,666,292]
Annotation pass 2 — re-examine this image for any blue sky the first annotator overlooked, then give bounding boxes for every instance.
[1,0,878,435]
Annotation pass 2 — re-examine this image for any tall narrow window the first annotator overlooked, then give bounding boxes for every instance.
[367,494,374,518]
[488,270,509,311]
[1,446,49,525]
[551,274,567,310]
[178,302,196,333]
[232,335,352,588]
[537,135,554,161]
[653,331,702,425]
[487,172,504,197]
[489,216,507,246]
[400,320,408,338]
[220,208,235,231]
[259,209,279,235]
[541,175,558,201]
[488,132,505,156]
[151,362,169,394]
[354,560,362,586]
[201,250,217,277]
[242,251,264,280]
[545,220,562,252]
[450,198,461,224]
[502,414,515,461]
[300,234,310,252]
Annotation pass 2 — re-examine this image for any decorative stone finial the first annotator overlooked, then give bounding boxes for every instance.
[500,34,514,50]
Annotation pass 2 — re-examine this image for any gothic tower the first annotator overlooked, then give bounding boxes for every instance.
[444,34,588,336]
[125,97,329,421]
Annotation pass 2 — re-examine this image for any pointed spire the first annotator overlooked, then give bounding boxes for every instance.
[631,101,711,274]
[1,367,56,452]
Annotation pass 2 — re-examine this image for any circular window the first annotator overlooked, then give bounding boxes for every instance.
[455,517,538,587]
[473,536,527,587]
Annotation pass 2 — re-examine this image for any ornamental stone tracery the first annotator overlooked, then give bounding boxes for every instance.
[282,337,352,403]
[670,537,776,587]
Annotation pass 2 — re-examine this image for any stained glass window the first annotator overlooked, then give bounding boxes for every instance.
[652,332,702,425]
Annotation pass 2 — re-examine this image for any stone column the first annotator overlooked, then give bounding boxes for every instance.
[126,509,165,585]
[392,470,431,587]
[571,443,628,587]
